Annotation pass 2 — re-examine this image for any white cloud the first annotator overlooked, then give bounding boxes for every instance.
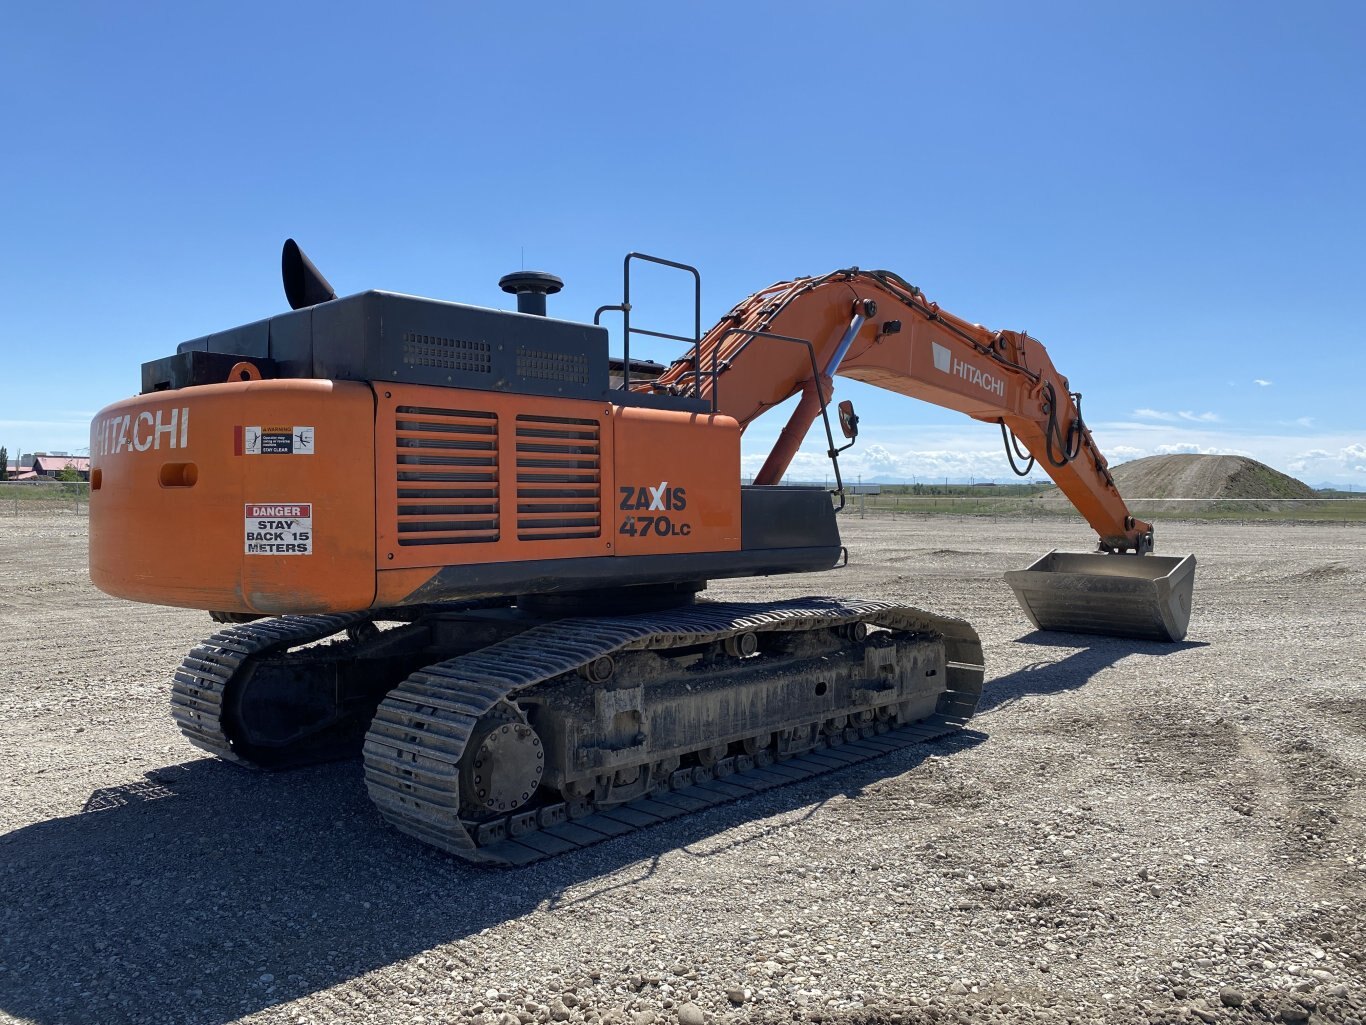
[743,420,1366,486]
[1133,409,1219,423]
[1288,444,1366,476]
[859,443,902,474]
[1254,379,1273,387]
[1287,449,1331,471]
[742,443,1009,484]
[1154,442,1244,456]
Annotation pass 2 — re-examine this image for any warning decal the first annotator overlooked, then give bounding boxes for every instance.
[237,425,315,455]
[245,503,313,555]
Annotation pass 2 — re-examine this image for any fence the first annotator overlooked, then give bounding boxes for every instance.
[848,491,1366,525]
[0,480,91,516]
[2,479,1362,525]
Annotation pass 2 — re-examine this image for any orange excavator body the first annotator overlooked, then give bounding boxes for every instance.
[82,244,1195,865]
[90,255,1185,624]
[91,381,744,615]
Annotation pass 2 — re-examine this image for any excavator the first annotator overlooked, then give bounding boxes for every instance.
[87,243,1197,865]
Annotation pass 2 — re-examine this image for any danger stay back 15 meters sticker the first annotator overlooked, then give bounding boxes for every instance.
[245,503,313,555]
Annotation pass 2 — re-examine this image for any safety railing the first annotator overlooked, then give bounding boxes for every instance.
[594,253,703,400]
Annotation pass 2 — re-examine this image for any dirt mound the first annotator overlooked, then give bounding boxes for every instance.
[1103,454,1315,500]
[1031,454,1317,514]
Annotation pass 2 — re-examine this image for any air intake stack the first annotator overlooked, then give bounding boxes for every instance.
[499,270,563,317]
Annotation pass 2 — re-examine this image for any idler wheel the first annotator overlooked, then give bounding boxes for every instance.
[651,756,681,785]
[741,733,771,756]
[459,702,545,818]
[724,632,759,658]
[696,743,728,767]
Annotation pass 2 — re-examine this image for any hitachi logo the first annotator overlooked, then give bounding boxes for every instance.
[931,342,1005,398]
[91,407,190,456]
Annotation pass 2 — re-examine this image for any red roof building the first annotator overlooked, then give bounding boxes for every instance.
[31,454,91,479]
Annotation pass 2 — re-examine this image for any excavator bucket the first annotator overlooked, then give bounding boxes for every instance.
[1003,551,1196,643]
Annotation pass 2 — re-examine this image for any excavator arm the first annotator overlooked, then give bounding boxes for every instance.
[652,268,1151,553]
[651,266,1196,642]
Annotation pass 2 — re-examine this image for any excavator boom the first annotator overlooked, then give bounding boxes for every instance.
[653,268,1195,639]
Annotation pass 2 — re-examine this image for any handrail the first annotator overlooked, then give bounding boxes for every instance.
[620,253,702,399]
[714,327,846,510]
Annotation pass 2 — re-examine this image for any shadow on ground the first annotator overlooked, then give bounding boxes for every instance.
[0,730,984,1025]
[977,631,1209,715]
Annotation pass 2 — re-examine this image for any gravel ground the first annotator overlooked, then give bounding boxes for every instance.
[0,511,1362,1025]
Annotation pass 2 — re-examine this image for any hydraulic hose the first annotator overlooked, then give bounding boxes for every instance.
[1001,422,1036,476]
[1043,382,1084,469]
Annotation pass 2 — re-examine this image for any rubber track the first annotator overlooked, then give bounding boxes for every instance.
[362,597,983,865]
[170,611,375,763]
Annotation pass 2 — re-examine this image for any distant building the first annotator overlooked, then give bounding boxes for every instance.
[30,454,91,480]
[3,454,37,480]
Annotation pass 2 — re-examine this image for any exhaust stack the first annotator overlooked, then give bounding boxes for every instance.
[499,270,563,317]
[282,239,337,310]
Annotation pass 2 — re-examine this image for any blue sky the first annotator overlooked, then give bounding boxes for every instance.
[2,2,1363,485]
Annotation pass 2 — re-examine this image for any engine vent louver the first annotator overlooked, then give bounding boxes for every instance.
[516,414,601,541]
[516,347,589,384]
[394,405,498,545]
[403,333,492,374]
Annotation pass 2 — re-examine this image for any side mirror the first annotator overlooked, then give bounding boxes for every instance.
[838,400,859,440]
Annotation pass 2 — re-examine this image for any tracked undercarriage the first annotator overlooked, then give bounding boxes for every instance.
[171,596,982,865]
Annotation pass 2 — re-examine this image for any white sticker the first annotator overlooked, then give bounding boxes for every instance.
[241,425,314,455]
[245,503,313,555]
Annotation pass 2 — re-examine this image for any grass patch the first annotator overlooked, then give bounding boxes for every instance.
[836,481,1366,523]
[0,483,90,512]
[845,491,1366,524]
